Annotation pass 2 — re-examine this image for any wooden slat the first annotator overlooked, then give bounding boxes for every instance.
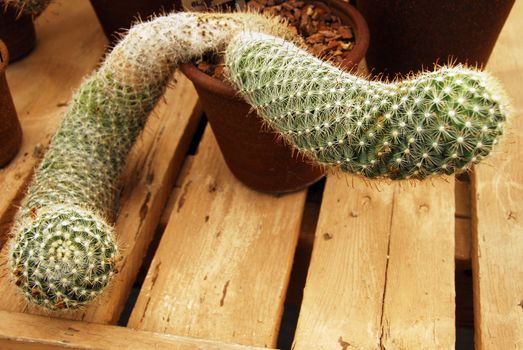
[379,179,455,349]
[0,0,106,247]
[128,128,307,348]
[0,310,268,350]
[293,176,456,350]
[471,1,523,348]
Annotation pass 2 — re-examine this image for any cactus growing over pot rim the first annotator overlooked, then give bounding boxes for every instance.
[225,31,510,179]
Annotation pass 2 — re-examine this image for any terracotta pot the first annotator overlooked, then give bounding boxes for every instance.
[90,0,179,44]
[0,6,36,62]
[0,41,22,167]
[357,0,515,78]
[180,0,369,193]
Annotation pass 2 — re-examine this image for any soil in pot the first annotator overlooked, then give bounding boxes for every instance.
[0,6,36,62]
[90,0,179,44]
[181,0,369,193]
[0,40,23,167]
[358,0,515,79]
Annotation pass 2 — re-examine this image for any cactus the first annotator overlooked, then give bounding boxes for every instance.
[2,0,52,15]
[9,12,294,310]
[225,32,510,179]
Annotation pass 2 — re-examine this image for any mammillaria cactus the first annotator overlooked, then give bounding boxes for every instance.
[9,12,293,310]
[226,32,510,179]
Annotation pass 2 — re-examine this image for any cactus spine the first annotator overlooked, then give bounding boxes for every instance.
[9,12,293,310]
[2,0,51,15]
[225,32,510,179]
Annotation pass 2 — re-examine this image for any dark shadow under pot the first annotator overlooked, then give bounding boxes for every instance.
[0,5,36,63]
[180,0,369,194]
[357,0,515,78]
[0,40,22,167]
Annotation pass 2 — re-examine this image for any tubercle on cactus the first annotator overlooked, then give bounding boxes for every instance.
[9,12,295,310]
[225,32,511,180]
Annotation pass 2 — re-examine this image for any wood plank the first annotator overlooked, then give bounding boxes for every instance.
[0,0,106,247]
[0,65,202,322]
[471,1,523,348]
[128,128,307,348]
[293,176,455,350]
[0,310,269,350]
[158,155,196,230]
[379,179,455,350]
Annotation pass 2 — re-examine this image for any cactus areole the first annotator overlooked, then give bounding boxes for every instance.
[8,13,509,311]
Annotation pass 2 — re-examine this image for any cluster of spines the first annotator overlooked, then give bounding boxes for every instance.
[9,13,293,310]
[226,32,510,179]
[3,0,52,15]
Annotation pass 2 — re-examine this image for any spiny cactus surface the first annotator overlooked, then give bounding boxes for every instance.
[226,32,510,179]
[3,0,51,15]
[9,12,293,310]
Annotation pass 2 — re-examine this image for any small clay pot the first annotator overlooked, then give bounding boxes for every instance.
[357,0,515,78]
[181,0,369,193]
[0,41,22,167]
[0,6,36,62]
[90,0,179,44]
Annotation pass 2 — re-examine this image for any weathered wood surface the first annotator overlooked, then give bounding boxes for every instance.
[0,310,268,350]
[292,176,456,350]
[472,1,523,348]
[0,0,202,324]
[128,128,307,348]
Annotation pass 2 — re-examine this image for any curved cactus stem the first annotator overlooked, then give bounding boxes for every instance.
[9,12,294,310]
[226,32,511,180]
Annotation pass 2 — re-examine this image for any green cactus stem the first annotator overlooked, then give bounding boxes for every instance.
[226,32,511,179]
[9,12,294,310]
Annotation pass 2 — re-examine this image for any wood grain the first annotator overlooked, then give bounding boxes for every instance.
[471,1,523,348]
[128,128,307,348]
[0,310,268,350]
[0,0,106,247]
[292,176,456,350]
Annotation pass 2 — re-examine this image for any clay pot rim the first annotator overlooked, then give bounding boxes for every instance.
[0,40,9,73]
[180,0,370,100]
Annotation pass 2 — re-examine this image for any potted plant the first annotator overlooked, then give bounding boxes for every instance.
[225,32,510,179]
[0,40,22,166]
[7,11,508,311]
[180,0,370,193]
[356,0,515,78]
[0,0,50,62]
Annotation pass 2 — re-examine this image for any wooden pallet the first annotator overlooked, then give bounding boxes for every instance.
[0,1,521,349]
